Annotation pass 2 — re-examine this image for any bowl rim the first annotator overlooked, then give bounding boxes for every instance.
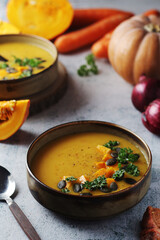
[0,33,58,84]
[26,120,152,199]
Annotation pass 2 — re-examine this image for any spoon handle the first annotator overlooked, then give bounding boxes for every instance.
[6,198,41,240]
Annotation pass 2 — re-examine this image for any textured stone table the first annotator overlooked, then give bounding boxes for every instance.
[0,1,160,240]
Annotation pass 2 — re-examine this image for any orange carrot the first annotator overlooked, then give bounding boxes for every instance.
[91,30,114,59]
[71,9,134,29]
[54,12,133,53]
[143,9,160,16]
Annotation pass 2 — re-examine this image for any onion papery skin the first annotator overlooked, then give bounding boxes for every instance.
[142,99,160,135]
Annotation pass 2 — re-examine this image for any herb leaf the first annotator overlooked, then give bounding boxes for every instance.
[19,69,32,78]
[128,153,139,162]
[0,62,8,69]
[83,175,107,191]
[125,163,140,176]
[112,169,125,181]
[65,176,77,182]
[61,188,70,193]
[77,54,98,77]
[103,140,119,150]
[117,148,139,164]
[13,56,44,68]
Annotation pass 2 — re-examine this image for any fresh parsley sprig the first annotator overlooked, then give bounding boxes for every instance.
[61,188,70,193]
[0,62,8,69]
[117,148,139,164]
[112,169,125,181]
[124,163,140,176]
[13,56,44,68]
[83,175,107,190]
[103,140,119,150]
[77,54,98,76]
[65,176,77,182]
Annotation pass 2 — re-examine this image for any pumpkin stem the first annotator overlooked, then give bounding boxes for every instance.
[144,23,160,33]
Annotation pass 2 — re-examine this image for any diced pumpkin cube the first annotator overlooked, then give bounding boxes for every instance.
[97,145,111,155]
[105,167,115,178]
[95,162,106,169]
[93,167,115,178]
[93,168,108,178]
[102,153,111,162]
[107,178,115,187]
[78,175,89,184]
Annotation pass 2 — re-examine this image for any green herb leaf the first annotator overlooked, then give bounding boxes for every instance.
[13,56,44,68]
[77,65,90,76]
[0,62,8,69]
[65,176,77,182]
[118,163,122,169]
[61,188,70,193]
[128,153,139,162]
[77,54,99,77]
[117,148,139,164]
[85,54,95,66]
[83,175,107,191]
[125,163,140,176]
[19,69,32,78]
[13,56,23,65]
[103,140,119,150]
[112,169,125,181]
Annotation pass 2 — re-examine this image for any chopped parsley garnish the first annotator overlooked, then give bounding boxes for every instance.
[13,56,44,68]
[77,54,98,76]
[124,163,140,176]
[0,62,8,69]
[61,188,70,193]
[19,69,32,78]
[128,153,140,162]
[83,175,107,190]
[112,169,125,181]
[65,176,77,182]
[103,140,119,150]
[117,148,139,164]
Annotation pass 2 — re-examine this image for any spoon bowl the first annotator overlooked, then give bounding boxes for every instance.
[0,166,15,200]
[0,165,41,240]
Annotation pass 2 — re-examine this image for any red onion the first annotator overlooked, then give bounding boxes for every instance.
[142,99,160,135]
[131,76,160,112]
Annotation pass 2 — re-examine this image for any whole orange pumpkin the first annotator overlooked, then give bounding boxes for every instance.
[108,14,160,84]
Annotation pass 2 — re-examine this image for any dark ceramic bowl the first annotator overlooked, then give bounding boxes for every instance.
[0,34,58,99]
[0,34,68,114]
[27,121,152,220]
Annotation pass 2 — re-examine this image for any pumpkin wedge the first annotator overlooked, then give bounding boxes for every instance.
[7,0,73,39]
[0,99,30,140]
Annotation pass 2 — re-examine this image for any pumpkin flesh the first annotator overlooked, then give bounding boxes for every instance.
[7,0,74,39]
[0,99,30,140]
[108,15,160,84]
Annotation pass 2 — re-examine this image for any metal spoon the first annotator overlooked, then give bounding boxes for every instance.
[0,165,41,240]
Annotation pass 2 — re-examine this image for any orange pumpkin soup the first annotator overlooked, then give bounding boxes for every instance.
[31,132,148,196]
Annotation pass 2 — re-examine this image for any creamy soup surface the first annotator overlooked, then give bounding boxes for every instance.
[31,132,148,196]
[0,42,55,80]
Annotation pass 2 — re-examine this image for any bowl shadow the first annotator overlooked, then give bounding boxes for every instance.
[2,129,37,146]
